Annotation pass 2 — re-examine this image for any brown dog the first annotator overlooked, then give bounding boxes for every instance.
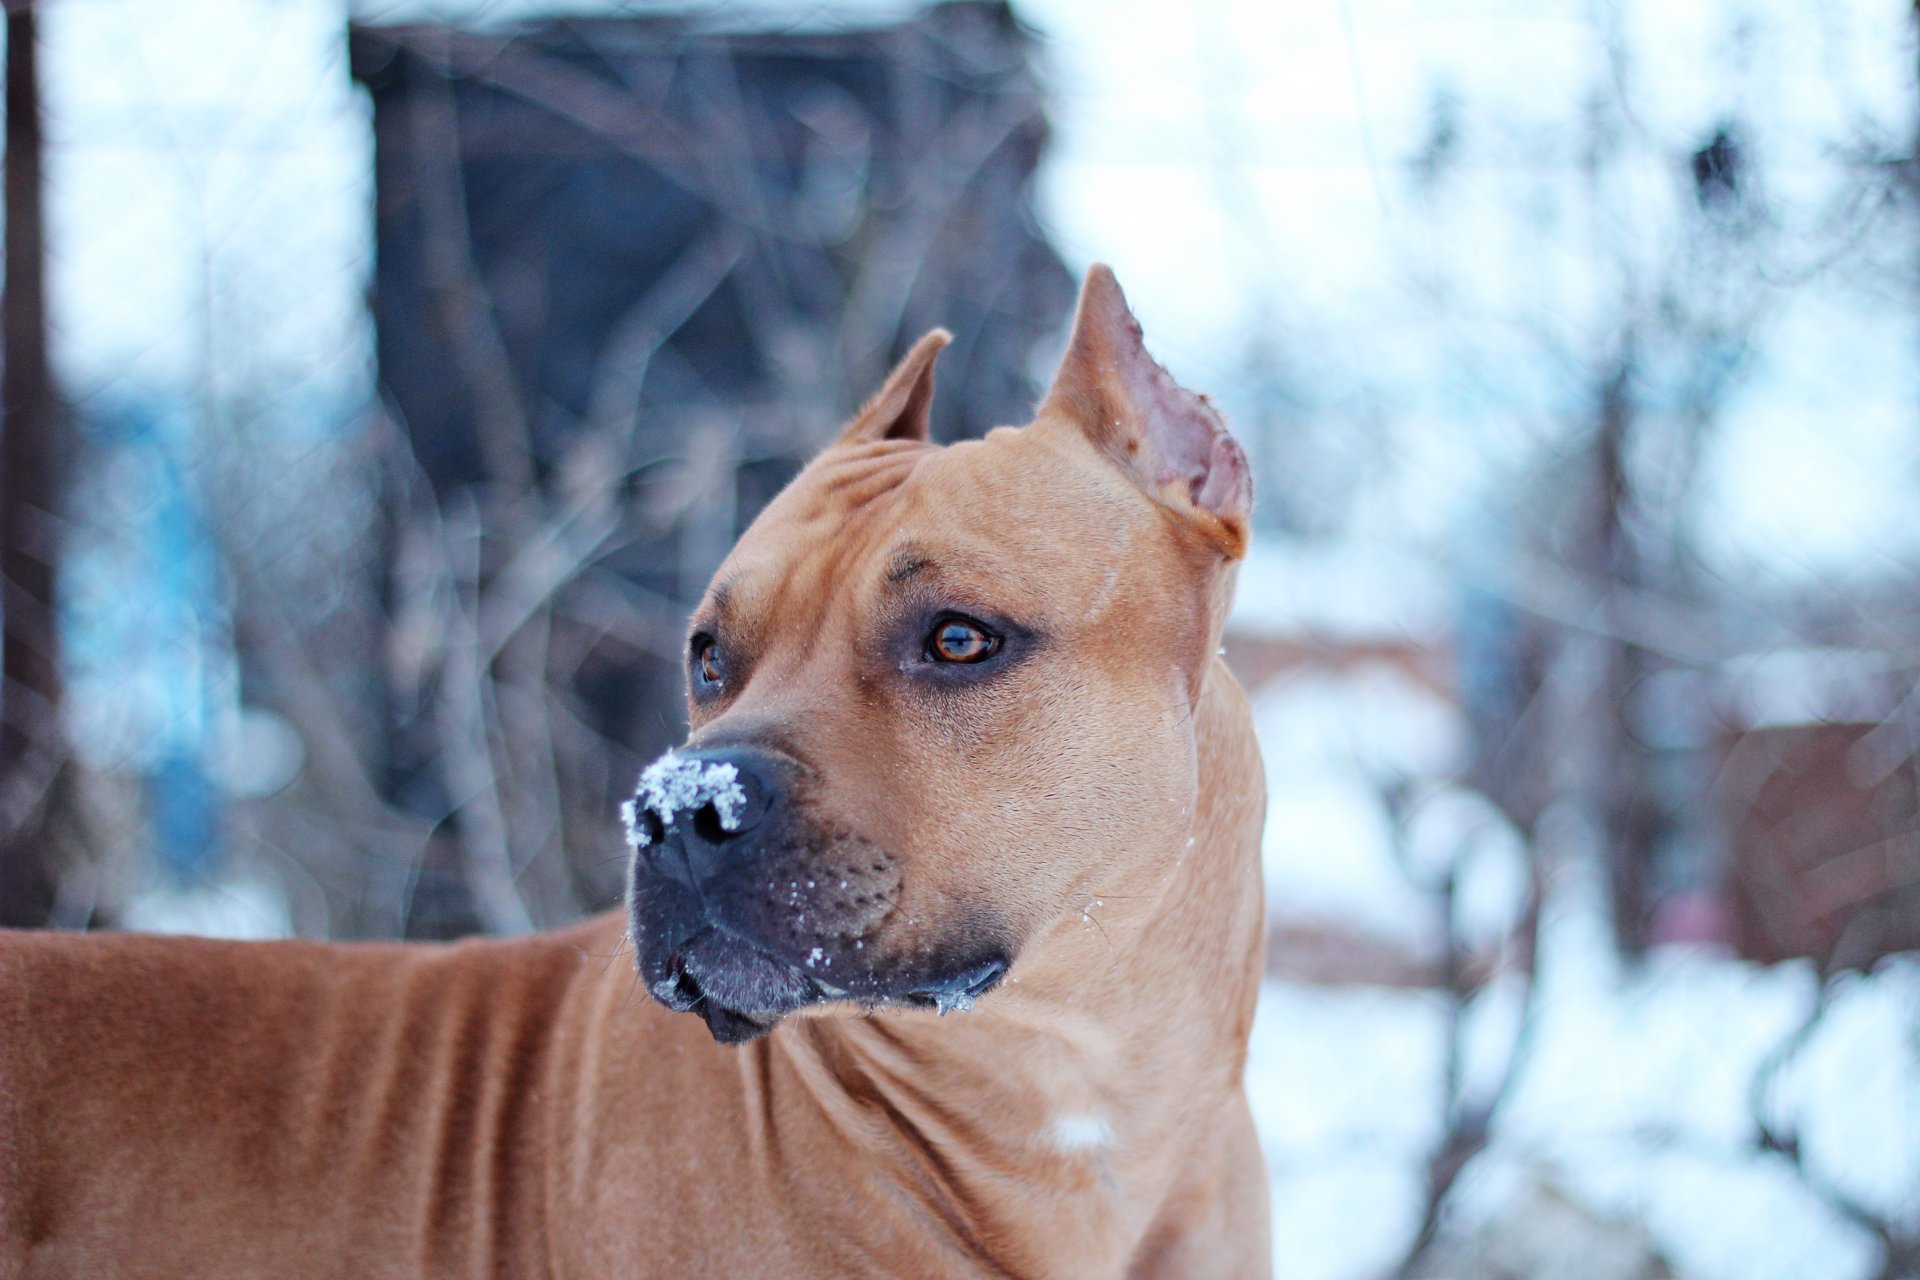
[0,266,1269,1279]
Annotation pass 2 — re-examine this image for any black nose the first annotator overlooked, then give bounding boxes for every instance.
[631,747,784,888]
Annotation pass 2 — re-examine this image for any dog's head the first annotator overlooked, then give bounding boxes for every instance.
[626,266,1252,1042]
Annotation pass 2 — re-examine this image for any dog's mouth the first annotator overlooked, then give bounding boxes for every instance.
[651,928,819,1044]
[897,957,1009,1016]
[647,927,1010,1044]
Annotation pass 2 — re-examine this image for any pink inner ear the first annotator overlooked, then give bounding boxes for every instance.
[1120,343,1251,521]
[1043,265,1252,530]
[1194,431,1251,514]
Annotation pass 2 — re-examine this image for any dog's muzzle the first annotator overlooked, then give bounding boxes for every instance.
[624,747,874,1042]
[624,747,1011,1043]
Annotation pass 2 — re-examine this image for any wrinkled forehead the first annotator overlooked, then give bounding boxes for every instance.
[708,426,1162,625]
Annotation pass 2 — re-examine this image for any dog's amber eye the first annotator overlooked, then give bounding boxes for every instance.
[928,617,1000,664]
[694,638,724,686]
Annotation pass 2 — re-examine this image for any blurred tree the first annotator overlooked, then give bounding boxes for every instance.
[324,1,1072,937]
[0,1,69,928]
[1447,6,1791,955]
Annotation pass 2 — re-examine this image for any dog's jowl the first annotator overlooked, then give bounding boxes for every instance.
[0,266,1270,1279]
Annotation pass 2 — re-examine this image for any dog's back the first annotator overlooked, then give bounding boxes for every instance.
[0,922,612,1279]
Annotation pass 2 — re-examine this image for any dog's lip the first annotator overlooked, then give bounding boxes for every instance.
[903,957,1008,1014]
[658,935,821,1045]
[656,927,822,1014]
[644,922,1013,1042]
[668,953,1007,1028]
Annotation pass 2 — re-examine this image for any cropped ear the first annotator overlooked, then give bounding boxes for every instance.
[1039,266,1251,556]
[838,329,952,445]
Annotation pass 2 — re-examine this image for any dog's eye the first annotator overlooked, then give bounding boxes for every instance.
[926,616,1000,664]
[692,636,725,687]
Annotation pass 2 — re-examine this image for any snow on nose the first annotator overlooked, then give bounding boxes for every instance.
[620,751,749,852]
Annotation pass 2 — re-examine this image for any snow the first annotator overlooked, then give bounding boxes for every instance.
[1267,1160,1433,1280]
[1407,786,1532,951]
[930,989,976,1016]
[1262,769,1430,946]
[1245,861,1919,1280]
[618,799,645,850]
[1231,541,1453,644]
[120,875,293,941]
[1769,966,1920,1224]
[1048,1114,1116,1153]
[1253,665,1461,781]
[1248,983,1445,1280]
[1247,983,1450,1157]
[1714,647,1900,730]
[1251,664,1464,948]
[622,752,748,852]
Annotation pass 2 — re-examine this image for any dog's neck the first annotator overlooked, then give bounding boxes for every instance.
[555,660,1263,1275]
[759,659,1265,1256]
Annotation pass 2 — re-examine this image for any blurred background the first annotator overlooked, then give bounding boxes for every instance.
[0,0,1916,1274]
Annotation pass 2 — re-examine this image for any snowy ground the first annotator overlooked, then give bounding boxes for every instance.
[1242,634,1920,1280]
[1246,905,1920,1280]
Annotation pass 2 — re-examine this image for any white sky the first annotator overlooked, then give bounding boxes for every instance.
[25,0,1920,578]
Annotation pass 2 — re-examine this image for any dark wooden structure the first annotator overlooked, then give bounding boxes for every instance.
[348,3,1072,933]
[1,2,66,927]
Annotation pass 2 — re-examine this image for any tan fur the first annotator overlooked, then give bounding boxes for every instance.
[0,268,1270,1279]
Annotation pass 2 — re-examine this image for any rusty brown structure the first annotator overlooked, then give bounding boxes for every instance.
[1718,716,1920,966]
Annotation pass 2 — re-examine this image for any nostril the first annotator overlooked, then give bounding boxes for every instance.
[691,802,732,846]
[673,969,703,1007]
[643,810,666,847]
